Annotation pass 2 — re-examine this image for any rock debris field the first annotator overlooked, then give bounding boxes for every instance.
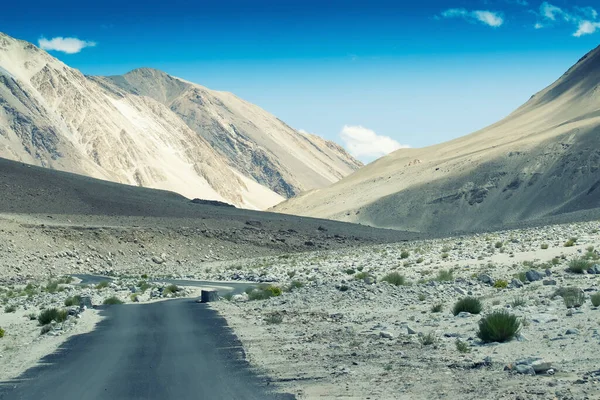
[1,215,600,399]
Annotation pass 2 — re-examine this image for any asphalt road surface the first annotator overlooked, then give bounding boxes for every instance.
[0,300,293,399]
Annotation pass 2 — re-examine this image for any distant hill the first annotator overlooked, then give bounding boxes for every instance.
[274,45,600,233]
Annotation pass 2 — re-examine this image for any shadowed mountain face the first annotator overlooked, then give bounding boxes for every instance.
[274,45,600,234]
[0,32,360,210]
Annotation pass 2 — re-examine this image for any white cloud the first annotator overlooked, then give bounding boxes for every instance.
[540,2,564,21]
[339,125,409,160]
[536,3,599,36]
[440,8,504,27]
[38,37,96,54]
[574,20,600,37]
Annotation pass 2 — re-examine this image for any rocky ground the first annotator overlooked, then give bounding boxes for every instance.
[2,212,600,399]
[211,220,600,399]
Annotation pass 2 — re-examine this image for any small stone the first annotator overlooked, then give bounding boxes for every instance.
[151,256,165,265]
[478,274,494,286]
[407,326,417,335]
[515,364,536,375]
[525,270,543,282]
[454,287,467,295]
[543,279,557,286]
[457,312,472,318]
[565,328,579,335]
[380,331,394,339]
[587,264,600,274]
[531,360,553,373]
[509,279,523,288]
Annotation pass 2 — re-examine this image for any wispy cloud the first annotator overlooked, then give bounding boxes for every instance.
[439,8,504,27]
[535,2,599,37]
[339,125,408,161]
[574,20,600,37]
[38,37,96,54]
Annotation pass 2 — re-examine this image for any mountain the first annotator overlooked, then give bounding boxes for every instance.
[274,45,600,233]
[0,32,360,209]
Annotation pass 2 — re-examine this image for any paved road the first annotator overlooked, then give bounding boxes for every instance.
[72,274,257,295]
[0,300,293,399]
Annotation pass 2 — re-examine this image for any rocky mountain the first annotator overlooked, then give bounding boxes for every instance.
[274,45,600,233]
[0,32,360,209]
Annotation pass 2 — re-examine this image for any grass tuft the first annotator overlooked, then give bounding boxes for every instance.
[591,292,600,308]
[38,308,68,325]
[436,269,454,282]
[103,296,124,305]
[452,297,482,316]
[64,295,82,307]
[381,272,406,286]
[568,258,592,274]
[477,310,520,343]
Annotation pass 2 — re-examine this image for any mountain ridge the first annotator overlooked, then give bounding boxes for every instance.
[0,32,360,209]
[273,44,600,233]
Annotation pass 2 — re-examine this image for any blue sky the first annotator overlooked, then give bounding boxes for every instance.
[1,0,599,162]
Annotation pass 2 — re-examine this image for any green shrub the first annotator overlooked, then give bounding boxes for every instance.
[0,327,4,338]
[4,305,16,313]
[441,253,449,259]
[477,310,520,343]
[419,333,437,346]
[95,281,110,290]
[344,268,355,275]
[564,238,577,247]
[248,285,282,300]
[264,313,283,324]
[400,251,410,259]
[436,270,454,282]
[288,281,304,290]
[591,293,600,308]
[137,281,152,292]
[381,272,406,286]
[130,294,139,302]
[45,281,59,293]
[495,241,503,249]
[163,284,181,295]
[338,285,349,292]
[103,296,124,305]
[515,271,527,283]
[568,258,592,274]
[552,257,561,265]
[541,243,549,250]
[64,295,82,307]
[452,297,482,316]
[354,272,374,282]
[418,293,426,302]
[431,303,443,313]
[141,274,148,279]
[556,288,586,309]
[416,257,424,264]
[493,280,508,289]
[455,339,470,353]
[38,308,68,325]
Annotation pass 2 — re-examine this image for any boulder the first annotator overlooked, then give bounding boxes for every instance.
[525,270,543,282]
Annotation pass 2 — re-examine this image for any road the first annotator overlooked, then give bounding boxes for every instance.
[0,299,293,399]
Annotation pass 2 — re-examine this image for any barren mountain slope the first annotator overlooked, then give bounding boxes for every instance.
[0,32,359,209]
[274,45,600,233]
[101,68,362,198]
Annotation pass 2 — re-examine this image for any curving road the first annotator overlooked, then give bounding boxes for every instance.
[0,299,293,399]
